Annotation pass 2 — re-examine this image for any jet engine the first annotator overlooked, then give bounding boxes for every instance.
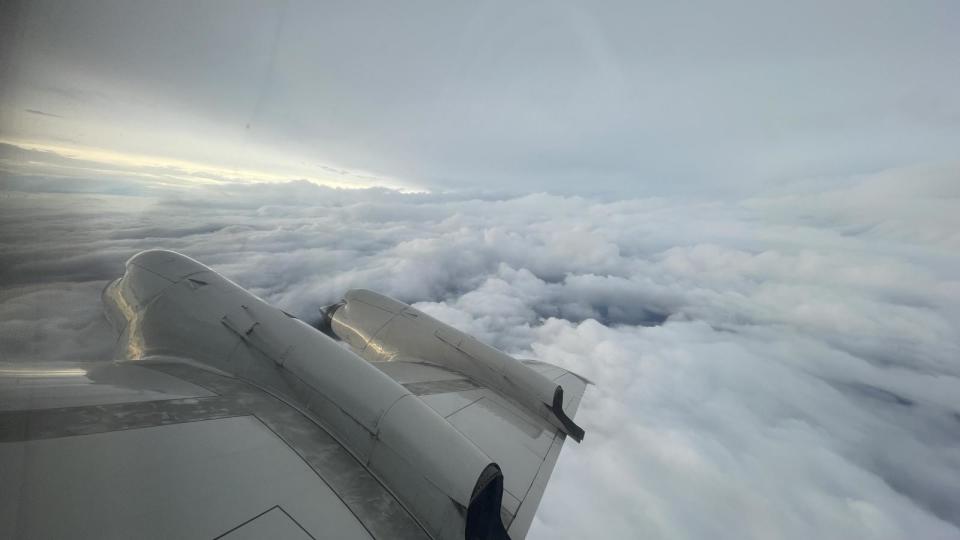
[323,289,585,442]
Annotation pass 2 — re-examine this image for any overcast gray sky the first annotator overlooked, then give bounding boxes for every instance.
[2,0,959,195]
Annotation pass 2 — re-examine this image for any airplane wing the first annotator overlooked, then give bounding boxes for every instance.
[1,250,588,540]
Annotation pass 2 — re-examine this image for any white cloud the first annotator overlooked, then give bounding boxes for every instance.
[1,161,959,539]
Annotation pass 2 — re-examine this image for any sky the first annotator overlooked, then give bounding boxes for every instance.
[2,1,960,539]
[2,0,959,195]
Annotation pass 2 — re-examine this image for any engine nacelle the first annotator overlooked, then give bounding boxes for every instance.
[103,250,510,540]
[327,289,585,442]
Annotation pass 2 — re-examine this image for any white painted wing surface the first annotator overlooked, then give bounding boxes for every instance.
[0,361,387,540]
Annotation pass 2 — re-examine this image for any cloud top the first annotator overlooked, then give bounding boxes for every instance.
[2,162,959,539]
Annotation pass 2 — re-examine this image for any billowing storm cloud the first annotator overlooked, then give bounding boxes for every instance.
[2,158,959,539]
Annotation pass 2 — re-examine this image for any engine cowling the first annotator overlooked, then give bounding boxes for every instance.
[327,289,585,443]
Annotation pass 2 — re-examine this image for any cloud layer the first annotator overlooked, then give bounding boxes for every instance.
[2,164,960,539]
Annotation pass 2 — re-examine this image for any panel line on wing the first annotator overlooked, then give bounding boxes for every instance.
[213,505,318,540]
[212,505,282,540]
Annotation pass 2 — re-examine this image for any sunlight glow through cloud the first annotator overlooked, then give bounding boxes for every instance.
[0,138,418,191]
